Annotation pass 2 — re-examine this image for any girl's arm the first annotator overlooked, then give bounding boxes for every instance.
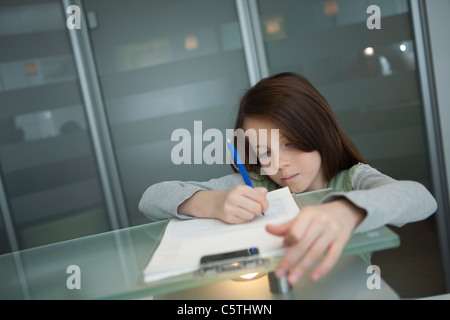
[178,185,269,224]
[138,173,242,221]
[138,173,269,223]
[322,164,438,233]
[266,164,437,285]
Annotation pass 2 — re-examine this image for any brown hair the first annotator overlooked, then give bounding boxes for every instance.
[233,72,368,181]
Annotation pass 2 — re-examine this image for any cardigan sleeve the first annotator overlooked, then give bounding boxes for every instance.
[320,164,438,233]
[138,173,244,221]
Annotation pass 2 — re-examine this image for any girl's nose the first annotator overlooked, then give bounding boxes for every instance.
[279,152,289,169]
[273,149,288,171]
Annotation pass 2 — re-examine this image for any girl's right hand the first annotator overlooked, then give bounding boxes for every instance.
[212,185,269,224]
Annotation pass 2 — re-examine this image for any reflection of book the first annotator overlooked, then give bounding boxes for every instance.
[344,226,399,257]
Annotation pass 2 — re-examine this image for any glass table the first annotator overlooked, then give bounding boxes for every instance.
[0,188,400,300]
[0,218,400,300]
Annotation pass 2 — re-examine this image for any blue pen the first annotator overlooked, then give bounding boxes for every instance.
[226,139,265,216]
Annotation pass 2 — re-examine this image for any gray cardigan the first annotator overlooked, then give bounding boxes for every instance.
[138,164,437,234]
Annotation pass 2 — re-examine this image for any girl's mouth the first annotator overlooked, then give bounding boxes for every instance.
[281,173,299,183]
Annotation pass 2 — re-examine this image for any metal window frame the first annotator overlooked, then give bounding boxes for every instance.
[236,0,269,85]
[0,172,18,252]
[410,0,450,292]
[63,0,129,230]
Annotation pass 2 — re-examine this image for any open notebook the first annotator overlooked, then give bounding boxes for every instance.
[143,187,300,283]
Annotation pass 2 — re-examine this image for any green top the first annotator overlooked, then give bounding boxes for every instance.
[328,163,363,192]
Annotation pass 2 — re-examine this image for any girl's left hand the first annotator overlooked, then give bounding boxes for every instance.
[265,199,366,285]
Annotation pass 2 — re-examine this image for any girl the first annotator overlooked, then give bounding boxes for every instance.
[139,72,437,285]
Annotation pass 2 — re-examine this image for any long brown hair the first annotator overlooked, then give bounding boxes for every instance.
[233,72,368,181]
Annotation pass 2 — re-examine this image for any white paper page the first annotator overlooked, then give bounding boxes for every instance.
[143,187,300,283]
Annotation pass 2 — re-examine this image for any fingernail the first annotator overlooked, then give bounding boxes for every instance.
[311,272,321,281]
[275,268,286,278]
[289,271,302,284]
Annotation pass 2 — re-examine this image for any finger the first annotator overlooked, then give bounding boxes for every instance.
[309,237,346,282]
[226,215,253,224]
[275,220,324,278]
[236,196,265,216]
[282,212,314,246]
[223,205,256,224]
[230,188,265,215]
[254,187,269,211]
[254,187,268,195]
[233,207,257,222]
[265,220,293,236]
[238,186,268,213]
[231,216,254,224]
[287,230,338,285]
[228,187,263,216]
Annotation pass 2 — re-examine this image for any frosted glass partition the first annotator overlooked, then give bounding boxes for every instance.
[84,0,251,226]
[0,0,111,250]
[256,0,431,188]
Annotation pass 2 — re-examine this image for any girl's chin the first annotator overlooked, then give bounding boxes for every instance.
[283,184,306,194]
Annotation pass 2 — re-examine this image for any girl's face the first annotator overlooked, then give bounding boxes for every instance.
[242,118,328,193]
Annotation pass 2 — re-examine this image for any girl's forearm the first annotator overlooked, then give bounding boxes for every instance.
[177,190,221,219]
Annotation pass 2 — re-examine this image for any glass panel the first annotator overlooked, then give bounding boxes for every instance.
[256,0,431,188]
[84,0,250,226]
[0,0,111,251]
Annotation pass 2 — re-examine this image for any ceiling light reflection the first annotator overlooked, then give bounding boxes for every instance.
[364,47,374,56]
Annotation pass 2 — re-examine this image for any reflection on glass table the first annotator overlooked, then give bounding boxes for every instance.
[0,214,399,300]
